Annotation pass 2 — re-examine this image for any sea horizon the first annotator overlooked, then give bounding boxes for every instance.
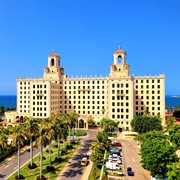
[0,95,180,109]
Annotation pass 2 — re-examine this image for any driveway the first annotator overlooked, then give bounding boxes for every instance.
[120,136,150,180]
[57,129,99,180]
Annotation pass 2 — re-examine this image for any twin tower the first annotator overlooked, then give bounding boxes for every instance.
[43,46,130,80]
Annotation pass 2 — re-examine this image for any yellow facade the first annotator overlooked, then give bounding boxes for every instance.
[5,46,165,130]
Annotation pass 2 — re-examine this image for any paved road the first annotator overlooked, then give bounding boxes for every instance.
[120,136,150,180]
[0,145,41,179]
[0,129,98,180]
[57,129,98,180]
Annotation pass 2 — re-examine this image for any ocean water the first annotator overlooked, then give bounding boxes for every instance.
[0,95,180,109]
[0,95,16,109]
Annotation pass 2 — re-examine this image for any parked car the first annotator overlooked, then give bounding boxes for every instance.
[110,146,122,154]
[109,159,122,164]
[111,140,122,147]
[127,167,134,176]
[106,162,120,170]
[150,176,168,180]
[109,154,121,159]
[86,150,92,158]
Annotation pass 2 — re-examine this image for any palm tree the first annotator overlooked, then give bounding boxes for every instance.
[25,117,39,168]
[51,113,67,161]
[62,113,72,146]
[0,133,7,155]
[11,124,26,179]
[68,111,79,141]
[44,117,55,170]
[36,119,49,180]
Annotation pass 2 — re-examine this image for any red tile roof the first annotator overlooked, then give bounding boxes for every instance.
[49,52,60,57]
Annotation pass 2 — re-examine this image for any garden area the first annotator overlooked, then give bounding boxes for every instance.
[7,140,81,180]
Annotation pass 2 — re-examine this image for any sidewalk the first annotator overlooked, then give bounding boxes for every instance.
[80,160,93,180]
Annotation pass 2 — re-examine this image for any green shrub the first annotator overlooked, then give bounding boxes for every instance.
[75,130,87,136]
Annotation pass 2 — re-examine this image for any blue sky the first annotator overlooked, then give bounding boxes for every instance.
[0,0,179,95]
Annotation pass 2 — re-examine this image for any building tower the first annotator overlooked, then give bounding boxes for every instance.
[110,46,130,77]
[44,50,61,79]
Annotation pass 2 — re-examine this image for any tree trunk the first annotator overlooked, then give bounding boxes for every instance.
[57,134,60,159]
[30,137,33,166]
[69,129,71,145]
[49,140,52,167]
[18,141,20,177]
[72,127,74,141]
[40,143,42,179]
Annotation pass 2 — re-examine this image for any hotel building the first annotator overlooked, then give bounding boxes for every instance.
[5,46,165,130]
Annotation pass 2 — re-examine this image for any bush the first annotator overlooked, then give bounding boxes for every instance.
[75,130,87,137]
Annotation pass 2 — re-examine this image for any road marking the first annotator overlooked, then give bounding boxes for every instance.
[14,166,18,169]
[5,165,9,169]
[132,157,135,161]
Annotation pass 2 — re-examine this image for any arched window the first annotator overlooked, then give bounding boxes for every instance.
[118,55,122,64]
[51,58,54,66]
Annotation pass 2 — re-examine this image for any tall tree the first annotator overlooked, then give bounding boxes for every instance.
[45,117,55,169]
[11,124,26,179]
[135,130,167,144]
[167,162,180,180]
[140,138,178,178]
[168,124,180,150]
[0,133,7,155]
[173,106,180,118]
[131,114,162,134]
[68,111,79,141]
[62,113,72,145]
[25,117,39,168]
[165,116,175,130]
[100,118,118,135]
[51,113,68,160]
[36,120,49,179]
[87,115,95,127]
[0,106,5,117]
[90,132,110,166]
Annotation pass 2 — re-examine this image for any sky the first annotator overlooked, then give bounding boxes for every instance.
[0,0,180,95]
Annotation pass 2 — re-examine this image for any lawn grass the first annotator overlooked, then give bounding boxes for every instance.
[7,140,81,180]
[88,162,101,180]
